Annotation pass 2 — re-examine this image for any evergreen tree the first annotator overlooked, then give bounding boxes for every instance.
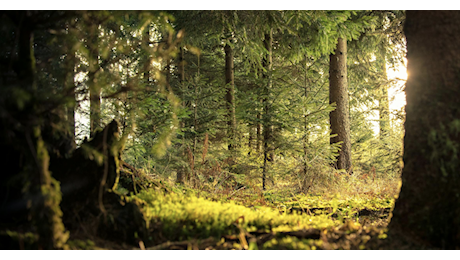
[329,37,352,173]
[346,10,405,177]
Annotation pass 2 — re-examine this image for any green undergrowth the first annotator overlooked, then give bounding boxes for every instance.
[133,189,338,242]
[274,195,394,216]
[128,181,394,246]
[1,181,393,249]
[262,236,323,250]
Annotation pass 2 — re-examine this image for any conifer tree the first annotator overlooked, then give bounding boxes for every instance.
[225,41,236,151]
[262,29,273,190]
[329,37,352,173]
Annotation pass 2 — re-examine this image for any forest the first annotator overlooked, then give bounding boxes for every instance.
[0,10,460,250]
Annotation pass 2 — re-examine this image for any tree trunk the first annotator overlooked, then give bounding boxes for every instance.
[225,43,237,151]
[89,73,101,137]
[176,46,186,184]
[256,112,262,153]
[248,124,254,152]
[88,25,100,138]
[179,47,185,83]
[303,56,310,178]
[378,48,390,140]
[388,11,460,249]
[65,48,76,154]
[19,12,69,249]
[193,55,199,153]
[329,37,352,173]
[143,27,151,82]
[262,29,273,190]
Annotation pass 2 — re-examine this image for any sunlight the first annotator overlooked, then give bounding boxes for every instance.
[369,59,407,135]
[387,58,407,113]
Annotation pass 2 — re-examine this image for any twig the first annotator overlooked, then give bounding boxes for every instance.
[289,190,307,214]
[160,153,171,176]
[214,171,232,193]
[227,186,246,199]
[121,160,140,177]
[304,172,317,195]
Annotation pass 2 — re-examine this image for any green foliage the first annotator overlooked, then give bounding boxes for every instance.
[262,236,321,250]
[134,188,339,241]
[113,10,406,195]
[282,195,394,213]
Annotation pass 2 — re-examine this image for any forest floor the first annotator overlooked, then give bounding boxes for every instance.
[63,173,401,250]
[1,168,406,250]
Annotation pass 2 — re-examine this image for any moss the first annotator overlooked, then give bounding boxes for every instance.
[133,189,339,242]
[34,126,69,249]
[262,236,320,250]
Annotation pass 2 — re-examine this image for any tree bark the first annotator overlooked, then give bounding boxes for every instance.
[89,74,101,137]
[65,47,76,154]
[256,112,262,153]
[176,46,186,184]
[225,43,237,151]
[262,29,273,190]
[18,12,68,249]
[329,37,352,173]
[88,24,101,138]
[303,56,310,178]
[388,11,460,249]
[143,27,151,82]
[378,48,390,140]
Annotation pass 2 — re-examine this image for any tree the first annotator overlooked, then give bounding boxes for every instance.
[85,16,102,137]
[0,10,70,249]
[326,11,381,175]
[225,42,236,151]
[168,11,235,183]
[377,47,390,139]
[262,29,273,190]
[388,10,460,249]
[0,10,178,248]
[329,37,352,173]
[345,10,405,177]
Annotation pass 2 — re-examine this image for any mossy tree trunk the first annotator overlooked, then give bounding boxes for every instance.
[388,10,460,249]
[329,37,352,173]
[17,11,69,249]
